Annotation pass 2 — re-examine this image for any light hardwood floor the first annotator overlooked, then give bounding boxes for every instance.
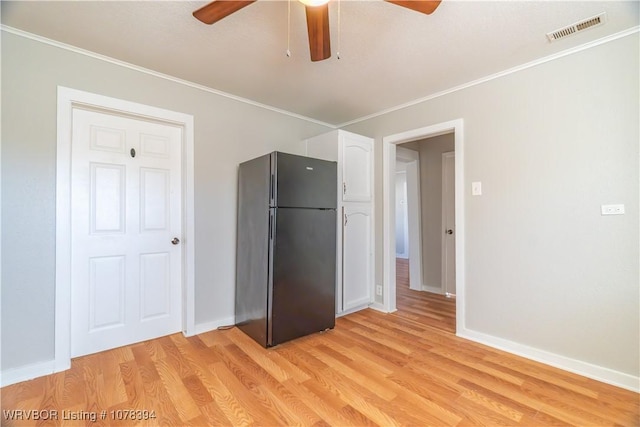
[2,263,638,426]
[395,258,456,334]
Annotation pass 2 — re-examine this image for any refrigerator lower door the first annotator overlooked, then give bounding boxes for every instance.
[269,207,337,346]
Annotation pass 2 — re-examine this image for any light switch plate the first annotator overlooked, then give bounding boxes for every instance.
[601,204,625,215]
[472,182,482,196]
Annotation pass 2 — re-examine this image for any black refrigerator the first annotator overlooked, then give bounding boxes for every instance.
[236,151,337,347]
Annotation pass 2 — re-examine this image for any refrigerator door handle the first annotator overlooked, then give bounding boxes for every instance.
[269,212,273,240]
[270,174,275,204]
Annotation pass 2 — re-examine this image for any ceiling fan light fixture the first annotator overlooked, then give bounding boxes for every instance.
[193,0,441,62]
[299,0,330,7]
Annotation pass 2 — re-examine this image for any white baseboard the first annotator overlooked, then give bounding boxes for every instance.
[458,327,640,393]
[188,316,236,336]
[1,359,58,388]
[337,303,376,317]
[422,285,443,294]
[367,302,397,314]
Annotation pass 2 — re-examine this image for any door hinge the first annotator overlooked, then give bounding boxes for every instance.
[343,182,347,195]
[344,213,348,226]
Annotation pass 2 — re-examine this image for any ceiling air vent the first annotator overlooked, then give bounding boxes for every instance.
[546,12,606,42]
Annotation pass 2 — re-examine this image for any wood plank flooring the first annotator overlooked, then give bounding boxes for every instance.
[2,263,638,426]
[395,258,456,334]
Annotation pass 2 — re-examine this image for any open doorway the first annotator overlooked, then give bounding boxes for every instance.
[395,168,409,260]
[381,119,464,334]
[395,258,456,333]
[394,135,456,333]
[395,147,422,292]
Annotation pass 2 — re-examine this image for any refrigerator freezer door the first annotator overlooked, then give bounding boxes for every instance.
[273,152,337,209]
[270,207,337,346]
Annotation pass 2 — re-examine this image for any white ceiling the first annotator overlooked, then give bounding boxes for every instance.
[2,1,638,126]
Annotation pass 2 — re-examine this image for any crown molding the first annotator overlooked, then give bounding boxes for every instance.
[0,25,337,130]
[338,25,640,128]
[2,24,638,130]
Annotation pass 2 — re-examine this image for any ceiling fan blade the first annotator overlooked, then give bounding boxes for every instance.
[305,4,331,62]
[385,0,442,15]
[193,1,256,25]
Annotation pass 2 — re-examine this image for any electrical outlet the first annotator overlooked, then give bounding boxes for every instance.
[376,286,383,296]
[601,204,625,215]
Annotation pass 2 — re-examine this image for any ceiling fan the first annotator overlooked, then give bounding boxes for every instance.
[193,0,442,62]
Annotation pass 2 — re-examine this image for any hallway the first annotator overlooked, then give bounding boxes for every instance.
[396,258,456,333]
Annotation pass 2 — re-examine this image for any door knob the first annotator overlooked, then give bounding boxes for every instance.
[172,237,180,245]
[446,229,453,235]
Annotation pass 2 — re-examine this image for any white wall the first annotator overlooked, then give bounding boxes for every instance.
[0,31,332,372]
[344,34,639,380]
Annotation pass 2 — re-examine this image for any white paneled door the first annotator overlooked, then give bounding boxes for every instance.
[70,108,182,357]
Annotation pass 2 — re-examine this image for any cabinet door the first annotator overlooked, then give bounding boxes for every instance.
[342,135,372,202]
[342,205,373,310]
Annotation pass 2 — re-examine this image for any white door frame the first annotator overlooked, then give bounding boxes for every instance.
[441,151,455,296]
[396,147,423,291]
[55,86,195,372]
[382,119,465,333]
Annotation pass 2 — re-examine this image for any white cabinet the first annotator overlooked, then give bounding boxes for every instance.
[342,204,372,310]
[342,137,372,202]
[306,130,374,314]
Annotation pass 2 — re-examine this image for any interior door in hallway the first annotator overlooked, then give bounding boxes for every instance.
[70,108,183,357]
[442,151,456,296]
